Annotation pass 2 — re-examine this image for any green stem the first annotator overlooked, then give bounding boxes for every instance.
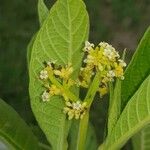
[84,72,101,106]
[108,82,114,112]
[48,74,80,102]
[76,111,89,150]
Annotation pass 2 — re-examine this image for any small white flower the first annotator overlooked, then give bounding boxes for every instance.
[47,60,57,67]
[40,70,48,80]
[107,70,115,81]
[100,42,120,60]
[118,59,126,67]
[99,42,108,47]
[84,41,94,51]
[42,91,50,102]
[115,51,120,58]
[104,48,120,60]
[83,59,87,63]
[64,101,87,120]
[72,101,82,110]
[47,62,52,67]
[107,70,115,78]
[103,48,113,59]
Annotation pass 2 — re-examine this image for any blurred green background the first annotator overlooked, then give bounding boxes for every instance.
[0,0,150,149]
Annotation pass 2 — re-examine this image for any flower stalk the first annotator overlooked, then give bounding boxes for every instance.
[48,73,79,102]
[76,111,89,150]
[84,71,101,106]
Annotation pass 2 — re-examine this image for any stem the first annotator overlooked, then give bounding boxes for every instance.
[84,72,101,106]
[76,73,100,150]
[76,112,89,150]
[108,82,114,112]
[48,74,80,102]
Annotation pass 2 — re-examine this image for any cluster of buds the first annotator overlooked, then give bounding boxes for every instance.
[78,41,126,97]
[39,61,74,102]
[39,41,126,120]
[63,101,87,120]
[41,85,61,102]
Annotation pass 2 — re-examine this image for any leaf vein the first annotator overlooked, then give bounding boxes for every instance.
[45,25,66,64]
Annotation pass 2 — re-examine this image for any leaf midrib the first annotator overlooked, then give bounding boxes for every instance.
[55,2,72,148]
[0,130,22,150]
[57,115,67,150]
[66,0,72,63]
[106,116,150,150]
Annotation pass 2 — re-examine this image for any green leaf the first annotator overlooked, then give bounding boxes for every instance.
[121,26,150,150]
[132,124,150,150]
[121,26,150,109]
[29,0,89,149]
[0,99,39,150]
[30,125,51,149]
[38,0,49,26]
[100,74,150,150]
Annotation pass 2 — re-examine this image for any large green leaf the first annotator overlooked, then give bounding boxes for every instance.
[132,124,150,150]
[121,26,150,150]
[0,99,39,150]
[100,74,150,150]
[29,0,89,149]
[38,0,49,26]
[121,26,150,109]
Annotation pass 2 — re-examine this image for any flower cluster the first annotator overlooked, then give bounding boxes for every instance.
[39,61,74,102]
[39,41,126,120]
[39,62,88,120]
[78,41,126,97]
[63,101,87,120]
